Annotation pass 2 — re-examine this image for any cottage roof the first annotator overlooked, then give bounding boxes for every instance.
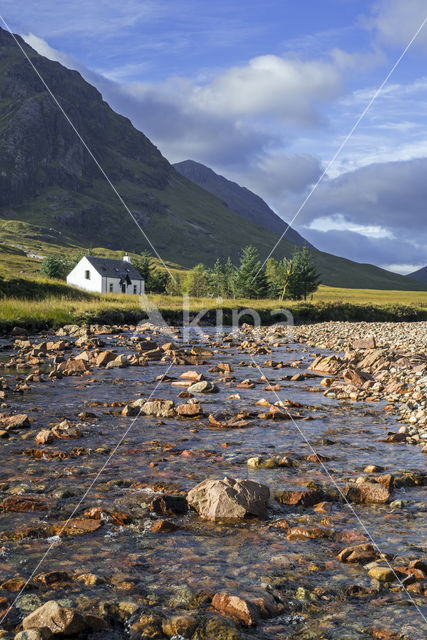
[85,256,144,280]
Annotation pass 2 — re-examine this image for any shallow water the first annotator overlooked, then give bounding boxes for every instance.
[0,328,425,639]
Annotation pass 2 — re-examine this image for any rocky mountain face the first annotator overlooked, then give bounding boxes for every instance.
[0,29,171,206]
[0,26,425,290]
[174,159,309,246]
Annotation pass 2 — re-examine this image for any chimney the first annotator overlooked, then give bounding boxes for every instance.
[123,254,131,263]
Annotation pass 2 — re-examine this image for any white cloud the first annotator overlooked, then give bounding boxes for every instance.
[368,0,427,49]
[188,55,342,124]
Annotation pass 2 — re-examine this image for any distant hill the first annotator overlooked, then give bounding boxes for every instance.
[174,159,309,246]
[408,266,427,285]
[0,26,425,291]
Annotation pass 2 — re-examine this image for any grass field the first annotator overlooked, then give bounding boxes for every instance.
[1,280,426,331]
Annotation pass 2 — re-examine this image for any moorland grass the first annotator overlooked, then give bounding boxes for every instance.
[0,282,426,331]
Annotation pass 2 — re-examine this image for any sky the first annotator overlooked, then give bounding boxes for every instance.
[1,0,427,274]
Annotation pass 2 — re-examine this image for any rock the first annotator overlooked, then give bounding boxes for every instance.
[287,526,330,540]
[11,326,28,337]
[22,601,86,635]
[368,566,396,582]
[51,421,82,440]
[364,465,385,473]
[56,359,89,376]
[209,412,251,429]
[1,578,33,592]
[342,368,371,386]
[95,351,117,367]
[162,614,196,638]
[76,573,104,586]
[130,613,163,639]
[0,414,30,430]
[35,430,54,445]
[15,630,53,640]
[275,488,326,507]
[193,615,240,640]
[247,456,293,469]
[33,571,70,587]
[310,354,344,374]
[177,403,202,417]
[150,495,187,516]
[337,543,377,564]
[187,477,269,521]
[55,518,102,536]
[0,495,54,512]
[105,354,128,369]
[187,380,218,394]
[151,519,179,533]
[352,336,376,349]
[345,481,390,504]
[122,398,176,418]
[212,593,257,626]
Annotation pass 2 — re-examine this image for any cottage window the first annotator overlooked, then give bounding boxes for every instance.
[85,270,90,280]
[109,283,113,293]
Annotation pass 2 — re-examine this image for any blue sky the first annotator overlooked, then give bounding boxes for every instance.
[2,0,427,273]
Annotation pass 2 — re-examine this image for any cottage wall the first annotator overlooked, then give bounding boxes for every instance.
[66,256,103,293]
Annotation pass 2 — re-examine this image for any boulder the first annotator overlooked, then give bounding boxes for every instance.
[187,477,269,521]
[177,403,202,417]
[187,380,218,394]
[35,430,54,445]
[342,368,372,386]
[337,543,377,564]
[345,481,390,504]
[352,337,376,350]
[56,359,89,376]
[0,414,30,430]
[122,398,176,418]
[105,354,128,369]
[22,601,86,635]
[368,566,396,582]
[95,350,117,367]
[310,354,344,374]
[212,593,257,626]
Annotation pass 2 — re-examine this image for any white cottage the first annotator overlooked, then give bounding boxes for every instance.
[66,255,145,294]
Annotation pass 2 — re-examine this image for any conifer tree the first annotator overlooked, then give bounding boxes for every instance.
[234,245,268,299]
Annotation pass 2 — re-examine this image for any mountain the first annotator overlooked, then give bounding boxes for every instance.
[0,26,425,291]
[408,266,427,285]
[0,26,297,267]
[174,159,309,246]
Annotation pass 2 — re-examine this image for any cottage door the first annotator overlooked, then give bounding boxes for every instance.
[121,284,126,293]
